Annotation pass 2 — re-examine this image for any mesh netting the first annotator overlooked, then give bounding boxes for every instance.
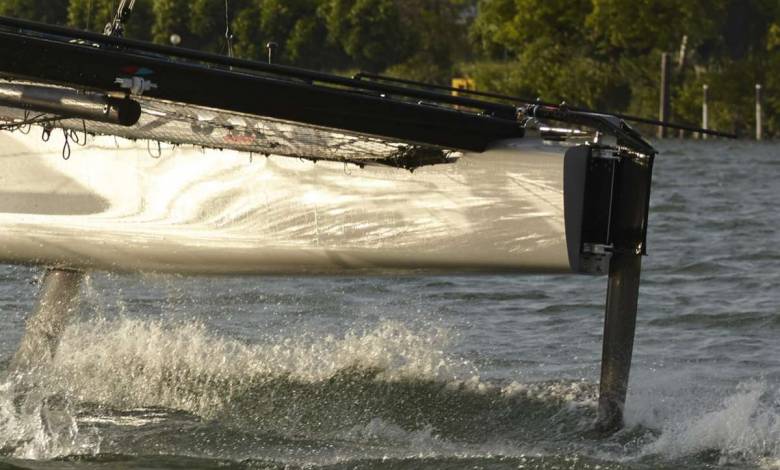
[0,85,457,169]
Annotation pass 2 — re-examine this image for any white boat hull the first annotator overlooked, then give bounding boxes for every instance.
[0,131,570,274]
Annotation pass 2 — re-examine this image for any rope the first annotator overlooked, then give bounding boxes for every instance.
[61,128,71,160]
[224,0,234,58]
[86,0,93,30]
[147,140,162,159]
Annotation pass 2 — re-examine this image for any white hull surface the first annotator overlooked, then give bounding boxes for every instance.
[0,131,569,274]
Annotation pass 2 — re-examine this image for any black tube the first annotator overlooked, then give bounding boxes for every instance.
[0,83,141,126]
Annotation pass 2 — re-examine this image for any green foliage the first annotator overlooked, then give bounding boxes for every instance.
[4,0,779,137]
[586,0,723,57]
[152,0,198,48]
[468,0,780,137]
[0,0,69,24]
[233,0,340,68]
[472,0,592,58]
[462,43,626,110]
[320,0,412,72]
[67,0,152,39]
[385,1,472,84]
[68,0,114,32]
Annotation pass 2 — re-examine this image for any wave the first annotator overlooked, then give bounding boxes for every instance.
[0,318,595,461]
[1,316,778,469]
[629,378,780,468]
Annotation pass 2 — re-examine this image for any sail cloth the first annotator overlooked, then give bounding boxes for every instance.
[0,16,524,169]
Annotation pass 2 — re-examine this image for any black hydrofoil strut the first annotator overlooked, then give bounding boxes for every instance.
[597,150,654,433]
[559,109,656,432]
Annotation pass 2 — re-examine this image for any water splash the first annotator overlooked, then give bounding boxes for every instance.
[44,318,460,414]
[632,380,780,467]
[0,377,99,459]
[6,313,776,468]
[0,315,602,463]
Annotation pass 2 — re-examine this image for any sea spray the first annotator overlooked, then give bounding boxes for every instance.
[0,375,99,459]
[632,380,780,466]
[45,317,459,411]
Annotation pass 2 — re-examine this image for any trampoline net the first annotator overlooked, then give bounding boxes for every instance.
[0,82,457,170]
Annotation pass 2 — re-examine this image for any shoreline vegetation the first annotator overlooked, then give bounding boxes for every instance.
[1,0,776,138]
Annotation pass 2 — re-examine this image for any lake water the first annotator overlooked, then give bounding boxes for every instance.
[0,140,778,469]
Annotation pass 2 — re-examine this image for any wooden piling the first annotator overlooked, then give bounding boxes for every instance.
[756,84,763,141]
[658,53,671,139]
[701,84,708,140]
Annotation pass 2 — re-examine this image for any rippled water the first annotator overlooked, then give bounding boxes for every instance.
[0,140,778,469]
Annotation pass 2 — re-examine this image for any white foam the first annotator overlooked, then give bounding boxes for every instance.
[501,379,597,406]
[761,457,780,470]
[339,417,444,449]
[634,381,780,465]
[32,317,465,417]
[0,379,100,459]
[1,317,466,459]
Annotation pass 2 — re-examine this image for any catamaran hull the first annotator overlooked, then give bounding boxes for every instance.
[0,132,570,275]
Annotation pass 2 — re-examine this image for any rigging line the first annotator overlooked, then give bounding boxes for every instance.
[61,128,71,160]
[86,0,92,31]
[224,0,234,58]
[0,115,65,132]
[147,139,162,159]
[20,109,31,134]
[67,120,88,146]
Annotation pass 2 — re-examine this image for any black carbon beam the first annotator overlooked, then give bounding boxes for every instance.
[595,153,654,433]
[0,16,523,152]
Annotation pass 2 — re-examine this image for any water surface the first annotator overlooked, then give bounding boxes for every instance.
[1,140,778,469]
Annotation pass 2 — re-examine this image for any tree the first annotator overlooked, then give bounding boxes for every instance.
[320,0,413,72]
[68,0,153,39]
[468,0,620,109]
[0,0,69,24]
[152,0,198,48]
[471,0,592,59]
[386,0,474,83]
[586,0,723,58]
[232,0,341,68]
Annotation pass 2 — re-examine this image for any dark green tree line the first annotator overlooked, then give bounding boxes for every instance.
[0,0,777,136]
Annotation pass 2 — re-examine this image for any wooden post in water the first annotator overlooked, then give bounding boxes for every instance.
[756,84,763,141]
[658,53,671,139]
[701,84,709,140]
